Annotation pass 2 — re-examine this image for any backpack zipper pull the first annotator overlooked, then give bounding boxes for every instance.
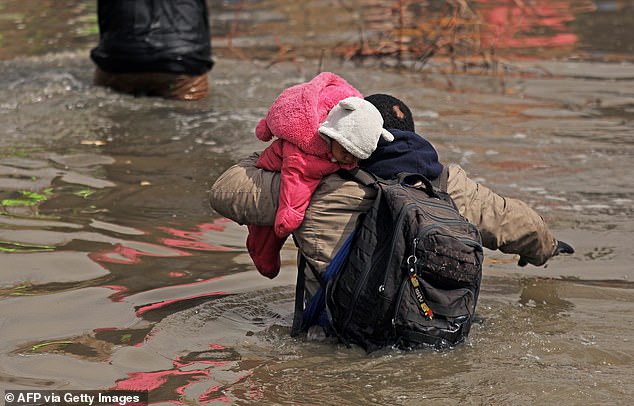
[407,255,433,320]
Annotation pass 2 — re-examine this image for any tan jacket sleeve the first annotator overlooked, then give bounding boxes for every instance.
[446,163,557,266]
[209,153,375,276]
[209,153,279,226]
[209,156,558,274]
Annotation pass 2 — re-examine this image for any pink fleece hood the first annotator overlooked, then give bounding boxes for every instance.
[255,72,363,156]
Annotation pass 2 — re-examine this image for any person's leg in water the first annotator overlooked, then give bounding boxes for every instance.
[94,68,209,101]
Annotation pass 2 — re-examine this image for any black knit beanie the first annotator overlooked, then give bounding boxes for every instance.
[365,94,415,132]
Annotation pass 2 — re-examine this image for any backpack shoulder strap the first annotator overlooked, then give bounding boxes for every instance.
[345,166,448,192]
[430,165,449,192]
[290,252,307,337]
[339,167,381,187]
[290,236,324,337]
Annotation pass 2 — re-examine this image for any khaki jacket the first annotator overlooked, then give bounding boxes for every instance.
[210,153,557,290]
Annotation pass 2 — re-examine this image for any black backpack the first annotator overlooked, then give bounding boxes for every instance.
[323,170,484,352]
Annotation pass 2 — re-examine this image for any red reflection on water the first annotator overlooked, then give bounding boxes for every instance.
[102,284,129,302]
[135,290,226,317]
[199,385,230,404]
[160,238,231,251]
[477,0,578,50]
[89,242,192,265]
[113,355,251,404]
[89,219,236,267]
[157,222,233,252]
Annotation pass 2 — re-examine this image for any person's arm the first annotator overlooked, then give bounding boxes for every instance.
[209,153,279,226]
[209,153,374,274]
[445,163,558,266]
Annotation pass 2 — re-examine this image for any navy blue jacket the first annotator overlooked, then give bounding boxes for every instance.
[360,129,443,181]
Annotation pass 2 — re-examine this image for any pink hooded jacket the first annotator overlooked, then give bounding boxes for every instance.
[255,72,363,156]
[256,72,363,235]
[247,72,362,278]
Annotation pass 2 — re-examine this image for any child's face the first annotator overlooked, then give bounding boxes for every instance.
[331,140,358,165]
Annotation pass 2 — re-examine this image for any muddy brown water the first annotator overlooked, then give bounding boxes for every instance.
[1,1,633,405]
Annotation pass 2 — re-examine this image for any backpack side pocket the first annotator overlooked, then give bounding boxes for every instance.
[393,275,475,349]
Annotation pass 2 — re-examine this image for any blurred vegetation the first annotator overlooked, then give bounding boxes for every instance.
[333,0,485,69]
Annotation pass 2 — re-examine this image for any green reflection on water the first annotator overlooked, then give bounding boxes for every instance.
[1,189,52,207]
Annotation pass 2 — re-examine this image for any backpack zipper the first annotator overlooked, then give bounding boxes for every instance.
[415,224,482,247]
[391,278,409,328]
[404,189,472,225]
[408,192,455,210]
[377,202,418,295]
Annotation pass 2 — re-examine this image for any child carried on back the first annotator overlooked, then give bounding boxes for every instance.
[247,72,393,278]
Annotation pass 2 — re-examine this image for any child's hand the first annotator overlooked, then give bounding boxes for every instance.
[274,206,304,237]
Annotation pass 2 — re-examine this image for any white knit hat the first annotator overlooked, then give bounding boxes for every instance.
[318,97,394,160]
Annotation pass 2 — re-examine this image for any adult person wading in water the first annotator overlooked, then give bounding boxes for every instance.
[90,0,214,101]
[209,91,574,336]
